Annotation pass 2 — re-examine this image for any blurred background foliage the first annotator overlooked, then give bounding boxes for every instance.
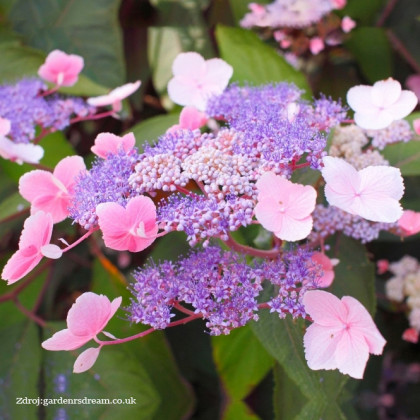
[0,0,420,419]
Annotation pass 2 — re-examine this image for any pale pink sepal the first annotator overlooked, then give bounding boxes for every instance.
[87,81,141,112]
[91,132,136,158]
[73,347,101,373]
[0,137,44,165]
[0,117,11,136]
[42,292,122,351]
[254,171,316,241]
[322,156,404,223]
[341,16,356,33]
[41,244,63,259]
[19,156,86,223]
[303,290,386,379]
[2,211,55,284]
[309,37,324,55]
[167,52,233,111]
[167,107,208,133]
[414,119,420,135]
[311,252,336,288]
[347,78,418,130]
[96,196,158,252]
[398,210,420,236]
[38,50,84,87]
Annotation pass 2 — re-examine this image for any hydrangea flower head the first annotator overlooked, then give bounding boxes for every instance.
[19,156,86,223]
[254,171,317,241]
[38,50,84,87]
[167,52,233,111]
[2,211,62,284]
[321,156,404,223]
[87,81,141,112]
[303,290,386,379]
[347,78,418,130]
[96,196,158,252]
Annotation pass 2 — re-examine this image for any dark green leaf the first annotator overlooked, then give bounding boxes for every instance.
[0,321,42,420]
[8,0,125,87]
[0,191,28,222]
[215,25,310,94]
[345,27,393,83]
[130,113,181,149]
[223,400,260,420]
[382,140,420,176]
[340,0,385,25]
[148,0,214,102]
[212,324,274,400]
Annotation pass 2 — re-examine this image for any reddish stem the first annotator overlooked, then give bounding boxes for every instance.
[61,228,99,253]
[70,110,115,124]
[223,234,281,259]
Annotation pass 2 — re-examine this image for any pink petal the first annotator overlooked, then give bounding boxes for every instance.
[309,37,324,55]
[402,328,419,343]
[91,132,135,158]
[19,211,53,250]
[42,328,91,351]
[168,77,204,109]
[19,171,68,223]
[38,50,84,87]
[274,214,313,241]
[0,118,11,136]
[201,58,233,92]
[254,196,284,233]
[342,296,386,355]
[322,157,360,213]
[335,329,370,379]
[347,85,376,115]
[41,244,63,259]
[256,172,282,199]
[303,323,344,371]
[341,16,356,33]
[398,210,420,236]
[356,165,404,222]
[73,347,101,373]
[87,81,141,107]
[354,109,393,130]
[413,118,420,135]
[96,196,158,252]
[53,156,86,191]
[371,79,402,108]
[303,290,348,326]
[2,247,43,285]
[285,183,317,220]
[0,137,44,164]
[67,292,118,337]
[386,90,418,120]
[311,252,335,288]
[172,52,206,79]
[178,107,208,130]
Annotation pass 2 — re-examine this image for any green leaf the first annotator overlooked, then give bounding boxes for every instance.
[383,140,420,176]
[340,0,385,25]
[329,237,376,314]
[212,324,274,401]
[0,321,42,420]
[148,0,214,104]
[223,400,261,420]
[130,113,181,149]
[215,25,310,94]
[8,0,125,87]
[0,191,28,222]
[42,322,159,419]
[345,27,393,83]
[0,130,76,183]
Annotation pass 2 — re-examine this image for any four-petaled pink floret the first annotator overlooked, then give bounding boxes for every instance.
[38,50,84,87]
[91,132,136,158]
[303,290,386,379]
[19,156,86,223]
[254,171,317,241]
[167,52,233,111]
[96,196,158,252]
[347,78,418,130]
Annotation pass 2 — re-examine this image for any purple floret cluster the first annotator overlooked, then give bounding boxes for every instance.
[129,246,320,335]
[0,78,94,143]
